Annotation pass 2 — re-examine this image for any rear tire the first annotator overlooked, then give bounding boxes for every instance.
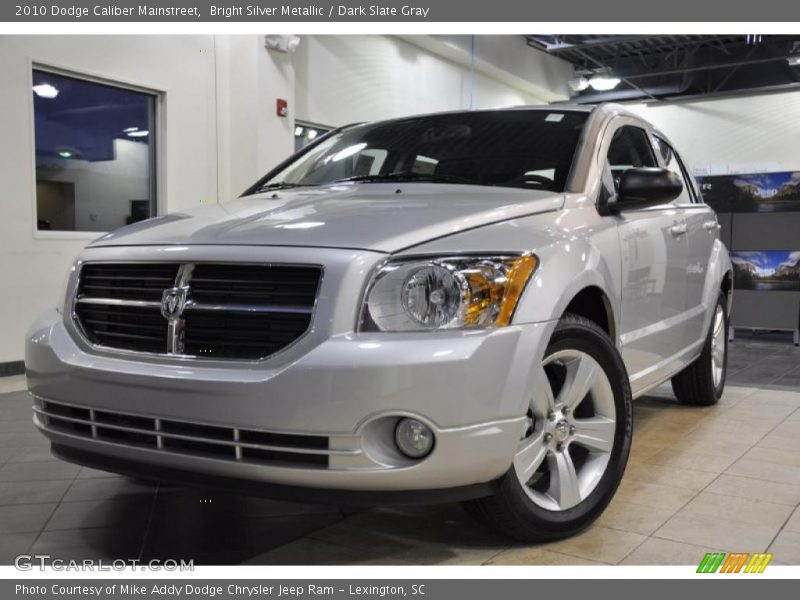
[462,313,633,543]
[671,291,727,406]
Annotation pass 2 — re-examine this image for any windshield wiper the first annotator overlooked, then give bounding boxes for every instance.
[255,172,479,193]
[253,181,310,193]
[335,172,476,185]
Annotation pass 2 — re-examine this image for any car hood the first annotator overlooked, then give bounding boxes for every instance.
[90,183,563,253]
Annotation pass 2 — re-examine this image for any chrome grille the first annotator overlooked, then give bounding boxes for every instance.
[189,263,321,307]
[78,263,180,301]
[75,303,168,354]
[182,310,312,360]
[73,262,321,360]
[37,400,333,468]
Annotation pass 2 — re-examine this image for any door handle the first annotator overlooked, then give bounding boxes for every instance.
[703,220,720,231]
[669,223,688,237]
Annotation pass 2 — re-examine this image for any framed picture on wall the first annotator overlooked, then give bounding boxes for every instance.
[730,251,800,292]
[698,172,800,213]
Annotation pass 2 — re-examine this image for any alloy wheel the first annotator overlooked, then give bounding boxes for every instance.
[711,304,726,388]
[514,349,617,511]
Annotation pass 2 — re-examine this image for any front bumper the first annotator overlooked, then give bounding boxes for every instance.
[51,444,501,505]
[27,308,555,494]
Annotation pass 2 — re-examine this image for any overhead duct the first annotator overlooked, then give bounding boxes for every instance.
[527,34,800,102]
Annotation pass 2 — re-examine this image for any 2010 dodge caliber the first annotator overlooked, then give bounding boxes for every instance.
[27,104,732,541]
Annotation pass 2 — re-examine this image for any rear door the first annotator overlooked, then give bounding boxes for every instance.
[607,125,690,392]
[653,135,718,351]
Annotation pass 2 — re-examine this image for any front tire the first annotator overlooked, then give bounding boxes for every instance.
[463,313,633,543]
[671,291,728,406]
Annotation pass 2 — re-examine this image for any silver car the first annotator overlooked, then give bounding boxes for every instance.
[27,104,732,541]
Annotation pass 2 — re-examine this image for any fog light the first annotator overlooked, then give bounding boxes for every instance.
[394,418,435,459]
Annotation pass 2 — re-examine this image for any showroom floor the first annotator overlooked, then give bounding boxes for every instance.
[1,334,799,566]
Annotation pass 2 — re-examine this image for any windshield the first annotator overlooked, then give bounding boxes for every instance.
[252,110,588,194]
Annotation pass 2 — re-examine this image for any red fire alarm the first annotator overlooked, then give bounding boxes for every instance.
[276,98,288,117]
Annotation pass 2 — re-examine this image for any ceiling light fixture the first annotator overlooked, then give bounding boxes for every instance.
[126,130,149,138]
[123,127,139,133]
[588,75,622,91]
[57,150,73,159]
[788,55,800,67]
[294,126,304,136]
[306,129,318,140]
[32,83,59,99]
[568,77,589,92]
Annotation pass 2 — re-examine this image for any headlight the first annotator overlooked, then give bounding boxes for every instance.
[55,264,77,315]
[360,254,537,332]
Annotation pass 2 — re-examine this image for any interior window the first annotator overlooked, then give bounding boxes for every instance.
[653,136,696,204]
[32,69,157,232]
[606,126,657,192]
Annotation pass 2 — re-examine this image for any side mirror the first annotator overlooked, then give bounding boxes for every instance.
[610,168,683,213]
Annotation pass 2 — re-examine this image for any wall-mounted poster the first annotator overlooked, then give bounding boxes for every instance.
[730,251,800,292]
[698,172,800,213]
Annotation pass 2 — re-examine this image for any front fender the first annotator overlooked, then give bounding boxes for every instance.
[514,235,621,339]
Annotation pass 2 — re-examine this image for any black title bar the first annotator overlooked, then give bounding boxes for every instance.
[3,0,799,22]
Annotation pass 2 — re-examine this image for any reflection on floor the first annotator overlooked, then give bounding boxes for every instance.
[1,333,799,566]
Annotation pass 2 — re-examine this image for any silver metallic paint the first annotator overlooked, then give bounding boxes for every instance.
[27,104,732,492]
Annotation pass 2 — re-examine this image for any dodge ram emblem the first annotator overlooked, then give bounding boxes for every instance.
[160,287,188,321]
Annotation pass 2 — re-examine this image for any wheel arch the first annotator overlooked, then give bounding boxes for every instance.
[512,235,622,344]
[561,285,617,343]
[703,239,734,321]
[720,268,733,316]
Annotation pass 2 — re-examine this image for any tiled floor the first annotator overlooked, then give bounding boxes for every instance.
[2,333,799,566]
[0,375,348,565]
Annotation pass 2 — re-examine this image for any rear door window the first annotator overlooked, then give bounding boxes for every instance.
[606,126,657,193]
[653,136,697,204]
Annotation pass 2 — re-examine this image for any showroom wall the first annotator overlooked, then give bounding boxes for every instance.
[215,34,296,200]
[293,35,568,127]
[0,34,563,364]
[0,35,220,365]
[625,90,800,173]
